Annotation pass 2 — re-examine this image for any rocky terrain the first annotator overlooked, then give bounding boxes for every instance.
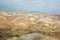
[0,11,60,40]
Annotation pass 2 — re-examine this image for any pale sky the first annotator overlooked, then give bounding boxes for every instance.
[0,0,60,14]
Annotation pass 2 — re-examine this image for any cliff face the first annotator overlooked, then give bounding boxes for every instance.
[0,11,60,40]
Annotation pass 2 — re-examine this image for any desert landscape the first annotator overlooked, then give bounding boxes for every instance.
[0,11,60,40]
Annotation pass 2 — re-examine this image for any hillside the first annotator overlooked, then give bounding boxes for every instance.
[0,11,60,40]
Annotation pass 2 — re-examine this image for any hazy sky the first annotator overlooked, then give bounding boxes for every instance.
[0,0,60,14]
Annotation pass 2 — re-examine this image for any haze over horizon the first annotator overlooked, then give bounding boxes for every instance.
[0,0,60,14]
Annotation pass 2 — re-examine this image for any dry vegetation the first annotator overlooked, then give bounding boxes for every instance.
[0,11,60,40]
